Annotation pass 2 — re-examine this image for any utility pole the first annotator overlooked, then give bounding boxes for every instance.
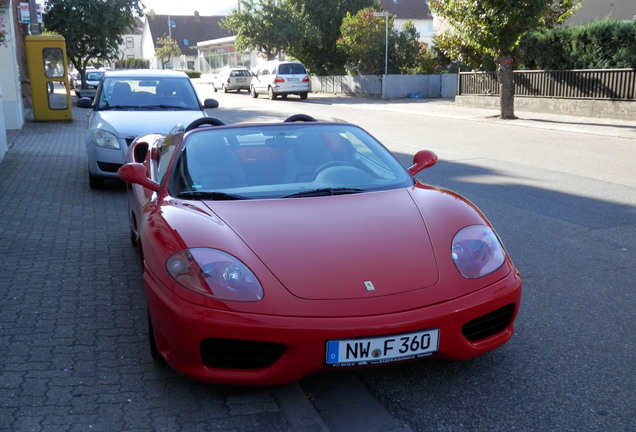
[28,0,39,35]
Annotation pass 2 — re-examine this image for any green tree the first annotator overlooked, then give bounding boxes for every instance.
[287,0,374,74]
[43,0,143,89]
[338,9,391,74]
[155,35,182,69]
[540,0,583,28]
[337,8,425,75]
[221,0,304,61]
[429,0,576,118]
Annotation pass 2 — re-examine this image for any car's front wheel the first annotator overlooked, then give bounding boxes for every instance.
[222,84,228,93]
[250,86,258,98]
[268,87,277,100]
[147,309,162,361]
[88,172,104,189]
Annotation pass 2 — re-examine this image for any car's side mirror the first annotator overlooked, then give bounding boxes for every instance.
[118,163,160,192]
[77,97,93,108]
[203,98,219,109]
[408,150,438,176]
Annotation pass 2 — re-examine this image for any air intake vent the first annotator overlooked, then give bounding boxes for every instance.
[462,304,515,341]
[200,338,285,369]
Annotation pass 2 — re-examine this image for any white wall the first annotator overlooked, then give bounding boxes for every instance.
[0,77,7,163]
[0,5,25,146]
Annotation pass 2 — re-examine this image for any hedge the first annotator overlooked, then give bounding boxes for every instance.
[519,20,636,70]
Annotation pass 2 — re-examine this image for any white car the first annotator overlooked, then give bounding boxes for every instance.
[212,67,252,93]
[250,60,310,100]
[77,69,219,188]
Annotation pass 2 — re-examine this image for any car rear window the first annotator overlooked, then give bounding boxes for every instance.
[278,63,306,75]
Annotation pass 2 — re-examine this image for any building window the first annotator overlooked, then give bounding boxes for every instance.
[126,37,134,48]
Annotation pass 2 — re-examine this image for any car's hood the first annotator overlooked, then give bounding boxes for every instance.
[205,189,439,300]
[92,110,205,139]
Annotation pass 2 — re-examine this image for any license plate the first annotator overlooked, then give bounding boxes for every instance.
[235,78,246,83]
[286,77,299,82]
[326,329,439,367]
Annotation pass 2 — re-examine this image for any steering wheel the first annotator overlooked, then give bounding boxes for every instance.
[185,117,225,132]
[284,114,317,123]
[313,160,353,177]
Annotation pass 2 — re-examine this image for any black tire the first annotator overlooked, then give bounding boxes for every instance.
[147,310,162,361]
[250,86,258,98]
[268,87,277,100]
[222,84,228,93]
[88,173,104,189]
[299,92,308,100]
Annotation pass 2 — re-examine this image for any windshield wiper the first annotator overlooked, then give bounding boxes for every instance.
[144,105,190,110]
[100,105,144,110]
[176,191,250,201]
[283,188,365,198]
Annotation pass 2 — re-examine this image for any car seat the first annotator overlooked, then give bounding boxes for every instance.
[284,134,333,182]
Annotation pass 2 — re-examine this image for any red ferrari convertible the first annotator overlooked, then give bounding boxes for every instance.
[118,114,522,386]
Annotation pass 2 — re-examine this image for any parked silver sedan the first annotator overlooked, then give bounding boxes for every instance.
[212,67,252,93]
[77,69,219,189]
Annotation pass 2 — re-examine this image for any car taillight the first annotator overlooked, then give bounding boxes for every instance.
[274,76,285,83]
[302,76,310,82]
[226,78,231,83]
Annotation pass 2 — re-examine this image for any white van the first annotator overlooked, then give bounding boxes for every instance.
[250,60,310,100]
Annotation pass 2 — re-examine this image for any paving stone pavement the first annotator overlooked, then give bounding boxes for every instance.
[0,108,305,432]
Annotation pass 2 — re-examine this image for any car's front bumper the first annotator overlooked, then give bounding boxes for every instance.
[145,268,521,386]
[86,138,128,179]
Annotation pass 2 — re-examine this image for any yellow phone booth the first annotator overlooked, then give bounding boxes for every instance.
[25,35,73,121]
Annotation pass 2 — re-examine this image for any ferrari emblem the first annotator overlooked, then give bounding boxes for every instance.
[364,281,376,291]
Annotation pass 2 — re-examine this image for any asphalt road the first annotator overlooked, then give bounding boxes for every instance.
[199,86,636,432]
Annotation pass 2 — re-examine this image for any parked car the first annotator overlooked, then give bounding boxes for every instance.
[77,69,219,189]
[213,67,252,93]
[117,113,522,386]
[75,69,106,99]
[250,60,310,100]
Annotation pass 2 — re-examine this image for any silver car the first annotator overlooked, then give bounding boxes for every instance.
[75,70,106,99]
[250,60,310,100]
[78,69,218,188]
[212,67,252,93]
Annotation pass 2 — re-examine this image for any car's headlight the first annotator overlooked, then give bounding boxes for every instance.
[451,225,506,278]
[92,129,120,149]
[166,248,264,302]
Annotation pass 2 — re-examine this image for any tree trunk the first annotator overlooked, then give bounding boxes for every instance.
[497,54,516,119]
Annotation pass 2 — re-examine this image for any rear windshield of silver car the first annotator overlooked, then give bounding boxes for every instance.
[279,63,306,75]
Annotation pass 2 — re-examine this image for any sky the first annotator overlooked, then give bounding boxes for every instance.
[142,0,239,16]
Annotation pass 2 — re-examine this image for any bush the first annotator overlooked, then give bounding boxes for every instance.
[113,58,150,69]
[519,20,636,70]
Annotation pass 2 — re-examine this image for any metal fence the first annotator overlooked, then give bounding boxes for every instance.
[459,69,636,100]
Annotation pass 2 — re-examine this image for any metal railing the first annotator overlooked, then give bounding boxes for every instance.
[459,69,636,100]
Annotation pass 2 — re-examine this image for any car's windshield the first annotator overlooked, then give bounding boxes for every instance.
[170,124,413,200]
[96,77,200,110]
